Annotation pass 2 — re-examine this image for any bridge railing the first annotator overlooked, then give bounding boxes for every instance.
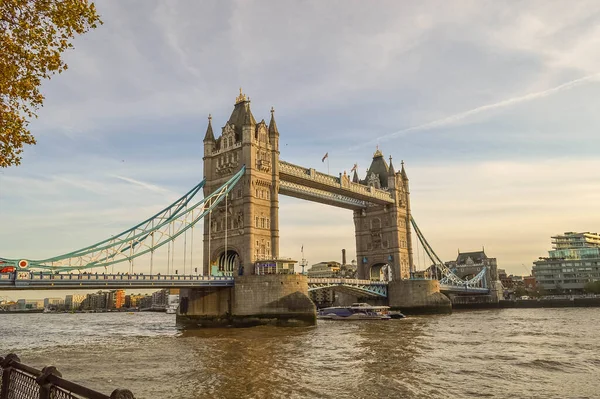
[308,278,387,286]
[279,161,394,203]
[5,272,234,282]
[0,354,134,399]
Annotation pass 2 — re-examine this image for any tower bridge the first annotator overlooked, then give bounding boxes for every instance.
[1,91,500,325]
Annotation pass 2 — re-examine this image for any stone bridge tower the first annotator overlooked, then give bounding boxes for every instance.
[202,90,280,276]
[353,149,414,280]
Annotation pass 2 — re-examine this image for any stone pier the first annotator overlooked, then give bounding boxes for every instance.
[388,279,452,314]
[177,274,316,328]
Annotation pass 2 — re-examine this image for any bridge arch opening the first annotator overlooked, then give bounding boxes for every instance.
[370,263,392,281]
[217,250,240,276]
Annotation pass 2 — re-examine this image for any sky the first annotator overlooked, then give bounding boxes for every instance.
[1,0,600,300]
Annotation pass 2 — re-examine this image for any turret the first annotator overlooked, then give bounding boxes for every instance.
[269,107,279,151]
[203,114,215,157]
[387,155,396,189]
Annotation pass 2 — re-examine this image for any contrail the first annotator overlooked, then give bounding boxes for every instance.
[353,73,600,150]
[112,175,170,194]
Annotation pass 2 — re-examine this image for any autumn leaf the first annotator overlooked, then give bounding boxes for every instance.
[0,0,102,167]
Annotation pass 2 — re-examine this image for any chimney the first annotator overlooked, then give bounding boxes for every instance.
[342,249,347,266]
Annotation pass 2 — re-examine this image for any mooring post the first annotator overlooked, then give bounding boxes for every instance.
[110,389,136,399]
[36,366,63,399]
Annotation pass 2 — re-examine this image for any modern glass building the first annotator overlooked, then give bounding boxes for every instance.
[533,232,600,292]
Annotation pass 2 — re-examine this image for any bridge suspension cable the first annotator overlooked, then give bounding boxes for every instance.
[410,216,487,288]
[1,167,246,272]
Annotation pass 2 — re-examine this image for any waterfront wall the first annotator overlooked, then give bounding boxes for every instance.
[453,297,600,310]
[388,279,451,314]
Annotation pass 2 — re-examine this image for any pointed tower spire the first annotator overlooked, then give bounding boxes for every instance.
[352,169,359,183]
[269,106,279,135]
[203,114,215,142]
[388,155,395,176]
[401,160,408,180]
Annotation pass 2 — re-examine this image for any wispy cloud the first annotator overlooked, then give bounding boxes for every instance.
[111,175,171,195]
[351,73,600,150]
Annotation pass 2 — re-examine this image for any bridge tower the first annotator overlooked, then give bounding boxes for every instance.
[202,89,280,276]
[353,150,414,280]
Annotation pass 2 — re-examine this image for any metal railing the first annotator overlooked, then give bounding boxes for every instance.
[0,354,134,399]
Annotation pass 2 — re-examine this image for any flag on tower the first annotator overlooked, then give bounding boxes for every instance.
[322,152,328,162]
[301,245,304,252]
[350,163,358,172]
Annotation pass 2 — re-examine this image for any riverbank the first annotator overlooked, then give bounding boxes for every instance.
[453,297,600,310]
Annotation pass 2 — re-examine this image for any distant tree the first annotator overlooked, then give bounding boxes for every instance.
[532,286,548,298]
[584,281,600,294]
[0,0,102,167]
[514,286,527,298]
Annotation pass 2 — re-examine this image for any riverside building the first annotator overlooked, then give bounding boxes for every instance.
[532,232,600,292]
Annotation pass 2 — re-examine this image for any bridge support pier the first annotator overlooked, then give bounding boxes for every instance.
[177,275,316,328]
[176,287,233,328]
[388,279,452,314]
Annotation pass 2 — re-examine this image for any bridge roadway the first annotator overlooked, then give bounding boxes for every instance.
[278,160,395,209]
[0,272,489,295]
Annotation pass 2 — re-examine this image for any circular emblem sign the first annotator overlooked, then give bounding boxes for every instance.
[18,260,29,268]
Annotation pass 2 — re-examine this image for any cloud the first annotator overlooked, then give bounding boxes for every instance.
[352,73,600,150]
[111,175,172,195]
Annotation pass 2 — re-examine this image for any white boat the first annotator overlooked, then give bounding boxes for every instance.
[165,305,177,314]
[317,303,391,320]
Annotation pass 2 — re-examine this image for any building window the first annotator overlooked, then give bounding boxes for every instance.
[255,217,259,228]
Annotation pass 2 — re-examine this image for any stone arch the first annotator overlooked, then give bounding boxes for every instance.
[210,245,243,276]
[369,262,391,281]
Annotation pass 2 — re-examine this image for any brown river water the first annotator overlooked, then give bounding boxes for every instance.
[1,308,599,399]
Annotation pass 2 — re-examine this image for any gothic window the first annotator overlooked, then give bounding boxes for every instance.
[256,189,259,197]
[266,218,270,229]
[255,216,259,228]
[266,190,270,200]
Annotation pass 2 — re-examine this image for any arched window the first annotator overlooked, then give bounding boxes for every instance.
[255,216,259,228]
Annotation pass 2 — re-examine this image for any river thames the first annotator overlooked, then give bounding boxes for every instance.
[1,308,599,398]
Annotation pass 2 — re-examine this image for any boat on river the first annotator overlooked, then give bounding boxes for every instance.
[317,303,391,320]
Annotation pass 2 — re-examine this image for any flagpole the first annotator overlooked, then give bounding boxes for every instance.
[327,155,330,176]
